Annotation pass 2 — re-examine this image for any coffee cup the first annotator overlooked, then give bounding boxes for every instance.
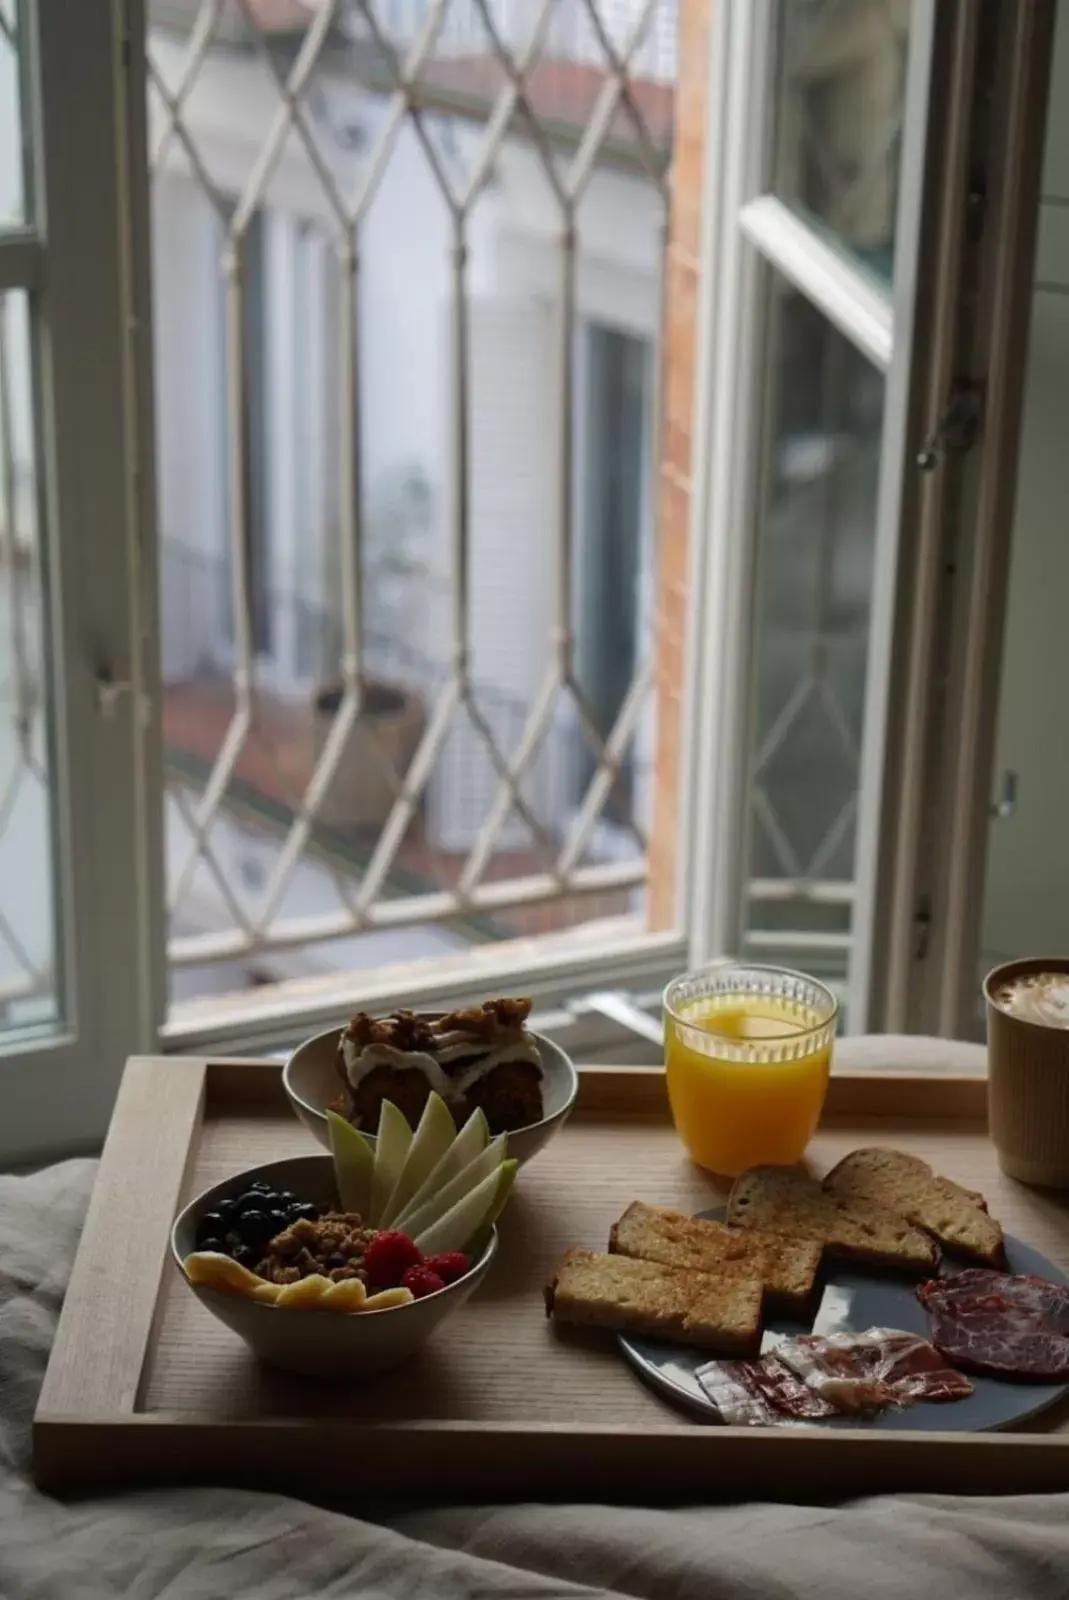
[986,957,1069,1187]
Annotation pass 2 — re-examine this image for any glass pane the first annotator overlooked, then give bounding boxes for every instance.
[743,280,885,986]
[0,2,27,228]
[0,290,60,1037]
[147,0,672,1015]
[770,0,911,285]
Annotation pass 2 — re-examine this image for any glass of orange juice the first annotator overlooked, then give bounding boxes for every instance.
[663,964,838,1176]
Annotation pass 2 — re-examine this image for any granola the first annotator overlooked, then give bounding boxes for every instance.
[254,1212,378,1286]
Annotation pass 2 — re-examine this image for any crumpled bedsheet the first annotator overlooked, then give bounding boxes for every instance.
[3,1158,1068,1600]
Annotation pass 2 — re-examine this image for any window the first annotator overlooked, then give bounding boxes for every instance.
[145,0,679,1040]
[0,3,157,1158]
[684,0,930,1020]
[0,0,1049,1157]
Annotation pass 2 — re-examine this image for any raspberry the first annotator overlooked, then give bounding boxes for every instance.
[423,1251,470,1285]
[364,1231,421,1289]
[400,1265,446,1299]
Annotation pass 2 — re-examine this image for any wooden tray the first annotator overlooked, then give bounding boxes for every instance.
[32,1057,1069,1503]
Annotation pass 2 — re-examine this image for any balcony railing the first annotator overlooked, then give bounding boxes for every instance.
[160,538,647,976]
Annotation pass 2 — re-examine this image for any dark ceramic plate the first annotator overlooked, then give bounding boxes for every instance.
[618,1210,1069,1432]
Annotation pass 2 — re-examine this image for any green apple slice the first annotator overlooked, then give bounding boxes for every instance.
[465,1159,517,1260]
[327,1109,374,1218]
[392,1134,505,1239]
[369,1099,412,1226]
[379,1091,456,1227]
[391,1107,489,1229]
[412,1156,517,1257]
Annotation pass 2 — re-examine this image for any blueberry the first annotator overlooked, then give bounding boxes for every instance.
[225,1229,242,1248]
[278,1191,296,1206]
[195,1211,225,1246]
[236,1208,269,1238]
[293,1201,320,1222]
[233,1191,266,1215]
[215,1198,236,1220]
[232,1244,255,1266]
[250,1181,272,1194]
[198,1237,224,1254]
[265,1209,288,1234]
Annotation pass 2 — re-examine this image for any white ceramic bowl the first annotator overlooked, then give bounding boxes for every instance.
[171,1154,497,1378]
[283,1024,578,1166]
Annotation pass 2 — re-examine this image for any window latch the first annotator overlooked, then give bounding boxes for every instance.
[95,662,150,723]
[917,381,985,471]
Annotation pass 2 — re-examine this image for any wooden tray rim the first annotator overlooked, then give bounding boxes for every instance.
[40,1054,1069,1504]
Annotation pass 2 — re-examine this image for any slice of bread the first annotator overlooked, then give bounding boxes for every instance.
[727,1165,938,1273]
[544,1249,763,1355]
[609,1200,822,1317]
[822,1147,1005,1266]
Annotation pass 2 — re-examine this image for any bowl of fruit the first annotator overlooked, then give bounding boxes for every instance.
[283,996,578,1167]
[172,1091,515,1377]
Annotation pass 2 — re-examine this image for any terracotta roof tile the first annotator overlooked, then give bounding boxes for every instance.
[420,54,673,149]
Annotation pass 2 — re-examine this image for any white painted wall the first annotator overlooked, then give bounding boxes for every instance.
[981,2,1069,960]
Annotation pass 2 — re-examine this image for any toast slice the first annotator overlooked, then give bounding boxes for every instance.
[609,1200,822,1317]
[544,1249,763,1355]
[727,1165,938,1274]
[822,1148,1005,1266]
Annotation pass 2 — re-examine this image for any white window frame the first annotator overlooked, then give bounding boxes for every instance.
[684,0,950,1032]
[0,0,162,1162]
[862,0,1059,1039]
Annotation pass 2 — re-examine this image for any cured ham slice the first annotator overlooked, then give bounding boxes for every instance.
[774,1329,972,1410]
[696,1328,971,1425]
[918,1269,1069,1380]
[697,1356,839,1425]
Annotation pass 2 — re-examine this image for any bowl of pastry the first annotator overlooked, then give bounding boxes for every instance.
[283,996,578,1166]
[173,1091,512,1377]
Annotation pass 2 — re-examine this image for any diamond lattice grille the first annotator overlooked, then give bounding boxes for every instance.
[148,0,671,983]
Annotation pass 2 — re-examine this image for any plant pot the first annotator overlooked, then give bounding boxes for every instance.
[311,680,425,831]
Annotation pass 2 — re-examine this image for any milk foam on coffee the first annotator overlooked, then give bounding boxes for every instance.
[993,971,1069,1029]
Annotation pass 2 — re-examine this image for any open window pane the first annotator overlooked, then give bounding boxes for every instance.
[770,0,911,286]
[743,278,884,989]
[0,2,26,229]
[0,289,60,1040]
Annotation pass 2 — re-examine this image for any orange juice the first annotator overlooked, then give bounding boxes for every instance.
[664,982,835,1176]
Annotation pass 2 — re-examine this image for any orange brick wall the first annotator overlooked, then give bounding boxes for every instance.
[649,0,712,929]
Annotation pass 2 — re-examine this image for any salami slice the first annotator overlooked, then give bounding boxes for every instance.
[918,1270,1069,1380]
